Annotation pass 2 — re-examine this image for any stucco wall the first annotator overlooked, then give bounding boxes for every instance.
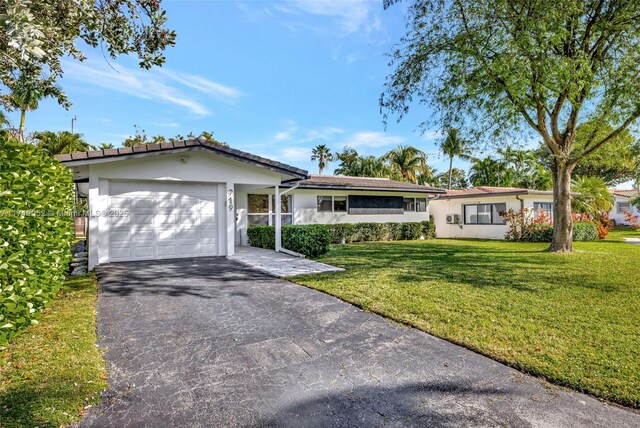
[86,150,286,268]
[235,188,433,245]
[430,194,555,240]
[609,194,639,225]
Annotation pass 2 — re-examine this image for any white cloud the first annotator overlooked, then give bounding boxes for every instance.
[421,129,442,141]
[272,123,343,143]
[159,70,243,104]
[274,130,294,141]
[62,57,243,117]
[280,147,312,162]
[342,131,405,148]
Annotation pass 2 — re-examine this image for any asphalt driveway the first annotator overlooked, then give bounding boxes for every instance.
[79,257,639,427]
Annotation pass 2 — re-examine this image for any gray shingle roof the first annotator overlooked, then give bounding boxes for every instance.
[288,175,445,194]
[55,138,309,179]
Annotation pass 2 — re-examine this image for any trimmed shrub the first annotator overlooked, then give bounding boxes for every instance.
[0,136,75,349]
[573,222,598,241]
[247,225,331,257]
[326,219,436,244]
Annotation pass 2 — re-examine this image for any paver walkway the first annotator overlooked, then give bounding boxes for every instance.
[230,245,343,276]
[78,257,640,427]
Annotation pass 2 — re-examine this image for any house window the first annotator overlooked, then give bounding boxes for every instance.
[464,203,506,225]
[617,202,631,214]
[334,196,347,212]
[404,197,428,212]
[317,196,348,213]
[534,202,554,220]
[247,194,292,226]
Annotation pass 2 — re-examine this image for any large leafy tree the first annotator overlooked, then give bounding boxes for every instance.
[310,144,334,175]
[537,121,639,185]
[0,0,175,128]
[439,128,471,189]
[383,145,430,183]
[381,0,640,252]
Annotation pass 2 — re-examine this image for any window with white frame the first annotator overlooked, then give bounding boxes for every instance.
[317,196,348,213]
[403,197,427,212]
[247,194,292,226]
[617,201,631,214]
[464,203,506,224]
[534,202,554,220]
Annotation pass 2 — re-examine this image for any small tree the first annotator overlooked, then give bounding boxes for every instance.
[381,0,640,252]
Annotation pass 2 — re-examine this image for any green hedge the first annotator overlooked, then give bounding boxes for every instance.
[0,136,75,349]
[517,222,598,242]
[329,220,435,244]
[247,220,436,257]
[247,225,332,257]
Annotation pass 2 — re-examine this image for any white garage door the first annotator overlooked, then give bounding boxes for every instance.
[107,181,218,262]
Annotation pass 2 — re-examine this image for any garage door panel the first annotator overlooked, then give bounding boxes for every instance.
[108,182,219,262]
[157,245,176,257]
[134,245,154,258]
[135,198,154,210]
[111,216,131,227]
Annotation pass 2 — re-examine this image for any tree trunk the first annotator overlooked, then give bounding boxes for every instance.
[447,156,453,190]
[549,160,574,252]
[18,109,26,142]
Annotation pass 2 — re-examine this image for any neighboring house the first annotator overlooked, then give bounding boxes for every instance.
[57,139,444,270]
[609,189,640,225]
[429,187,557,240]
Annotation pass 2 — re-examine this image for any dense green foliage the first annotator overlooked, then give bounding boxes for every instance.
[329,220,435,243]
[0,137,74,349]
[0,274,107,427]
[295,231,640,407]
[382,0,640,251]
[571,177,614,217]
[31,131,92,156]
[502,208,598,242]
[247,225,332,257]
[1,0,175,121]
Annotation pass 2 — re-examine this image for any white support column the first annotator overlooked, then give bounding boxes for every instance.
[225,182,235,256]
[275,185,281,252]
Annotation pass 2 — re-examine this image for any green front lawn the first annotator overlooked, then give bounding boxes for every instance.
[0,274,107,428]
[294,231,640,408]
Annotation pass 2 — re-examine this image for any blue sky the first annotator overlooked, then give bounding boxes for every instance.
[11,0,462,175]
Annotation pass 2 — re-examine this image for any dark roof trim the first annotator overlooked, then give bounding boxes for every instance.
[55,138,309,179]
[442,190,577,199]
[286,183,445,194]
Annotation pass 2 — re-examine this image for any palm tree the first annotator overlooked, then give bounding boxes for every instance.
[439,128,471,190]
[571,177,614,217]
[383,145,430,183]
[32,131,92,156]
[310,144,334,175]
[8,73,61,141]
[468,157,514,187]
[96,142,115,149]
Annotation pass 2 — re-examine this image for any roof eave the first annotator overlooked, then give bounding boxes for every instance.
[291,184,445,194]
[56,141,309,180]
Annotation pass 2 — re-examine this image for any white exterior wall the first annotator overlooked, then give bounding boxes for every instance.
[292,189,431,224]
[430,194,555,240]
[235,188,432,245]
[85,149,283,269]
[609,194,639,225]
